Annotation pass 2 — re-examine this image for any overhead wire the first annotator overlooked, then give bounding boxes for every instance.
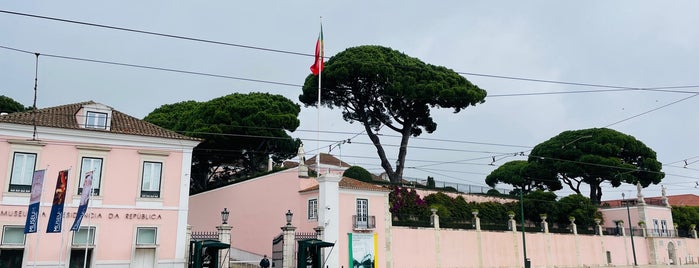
[3,10,699,191]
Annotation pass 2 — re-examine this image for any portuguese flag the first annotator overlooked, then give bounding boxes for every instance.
[310,25,324,75]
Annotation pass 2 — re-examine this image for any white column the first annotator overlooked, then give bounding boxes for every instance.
[217,224,232,268]
[281,225,296,268]
[317,173,341,268]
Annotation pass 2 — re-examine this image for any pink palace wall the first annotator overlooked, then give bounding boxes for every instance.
[188,169,307,256]
[0,136,189,265]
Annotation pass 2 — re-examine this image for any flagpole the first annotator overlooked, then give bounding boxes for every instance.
[83,179,94,268]
[58,167,71,268]
[32,166,48,268]
[316,17,322,176]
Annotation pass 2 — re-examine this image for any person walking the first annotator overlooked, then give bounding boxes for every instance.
[260,255,270,268]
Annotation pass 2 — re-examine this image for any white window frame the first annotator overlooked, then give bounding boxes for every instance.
[79,157,103,196]
[135,227,158,247]
[1,226,26,246]
[72,226,96,247]
[141,162,163,198]
[78,103,113,131]
[74,146,110,201]
[308,199,318,220]
[137,150,169,202]
[85,111,108,129]
[356,198,369,226]
[5,140,43,196]
[9,152,37,193]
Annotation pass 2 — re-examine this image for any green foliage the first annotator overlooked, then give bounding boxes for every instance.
[672,206,699,231]
[144,92,302,194]
[343,166,373,182]
[554,194,602,229]
[522,190,558,224]
[486,160,563,193]
[529,128,664,204]
[0,95,29,113]
[300,45,486,183]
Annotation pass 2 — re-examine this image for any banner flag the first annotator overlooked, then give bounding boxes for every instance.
[24,169,46,234]
[349,233,376,268]
[70,171,93,231]
[47,170,69,233]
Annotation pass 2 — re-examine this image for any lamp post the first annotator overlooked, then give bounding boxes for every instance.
[622,193,638,266]
[221,208,230,225]
[519,187,529,268]
[285,209,293,226]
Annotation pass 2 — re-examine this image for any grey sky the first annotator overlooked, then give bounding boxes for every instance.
[2,1,698,200]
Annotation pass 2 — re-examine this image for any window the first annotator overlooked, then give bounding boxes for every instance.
[9,152,36,193]
[653,219,660,236]
[79,157,102,196]
[356,199,369,227]
[661,220,668,236]
[136,227,157,246]
[141,162,162,198]
[85,111,108,129]
[1,226,25,245]
[308,199,318,220]
[72,227,96,246]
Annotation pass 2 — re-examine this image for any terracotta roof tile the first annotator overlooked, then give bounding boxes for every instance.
[306,153,351,167]
[0,101,199,141]
[299,177,389,193]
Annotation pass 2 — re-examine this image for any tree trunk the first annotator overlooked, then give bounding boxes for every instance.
[363,123,400,183]
[588,182,602,205]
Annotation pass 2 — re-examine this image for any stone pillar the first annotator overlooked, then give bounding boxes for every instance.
[282,224,297,268]
[314,226,324,240]
[508,212,516,232]
[217,224,232,268]
[185,225,192,266]
[617,221,626,236]
[639,223,647,237]
[430,208,440,229]
[541,214,549,234]
[472,210,481,231]
[569,216,577,235]
[594,219,603,236]
[691,225,697,239]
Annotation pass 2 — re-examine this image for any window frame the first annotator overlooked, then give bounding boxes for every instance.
[85,111,108,129]
[140,161,163,198]
[308,199,318,220]
[9,152,37,193]
[1,226,26,246]
[72,227,96,247]
[79,157,103,196]
[135,227,158,247]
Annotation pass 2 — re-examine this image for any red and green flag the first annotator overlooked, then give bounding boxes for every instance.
[310,25,324,75]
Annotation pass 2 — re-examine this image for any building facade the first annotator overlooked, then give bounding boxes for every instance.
[188,150,390,267]
[0,102,199,267]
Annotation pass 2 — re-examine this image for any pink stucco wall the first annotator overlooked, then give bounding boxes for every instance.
[189,169,307,256]
[1,133,193,266]
[390,227,671,267]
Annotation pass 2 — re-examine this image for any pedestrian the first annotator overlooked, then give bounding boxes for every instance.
[260,254,270,268]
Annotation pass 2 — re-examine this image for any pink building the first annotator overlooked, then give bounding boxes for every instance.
[188,150,390,267]
[0,102,200,267]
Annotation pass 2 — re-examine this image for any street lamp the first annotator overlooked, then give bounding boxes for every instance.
[519,186,529,268]
[622,192,638,266]
[285,210,293,226]
[221,208,230,225]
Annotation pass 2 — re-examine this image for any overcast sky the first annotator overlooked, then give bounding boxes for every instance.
[2,1,698,201]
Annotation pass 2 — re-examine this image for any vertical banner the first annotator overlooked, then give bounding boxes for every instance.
[24,169,46,233]
[47,170,69,233]
[349,233,376,268]
[70,171,93,231]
